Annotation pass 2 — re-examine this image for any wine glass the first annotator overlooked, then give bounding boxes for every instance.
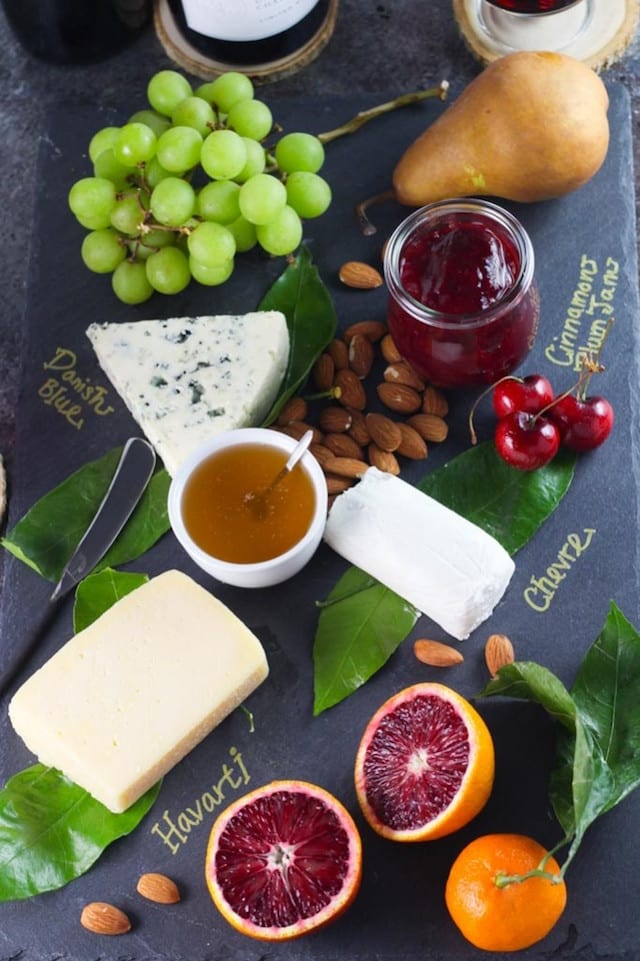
[475,0,594,53]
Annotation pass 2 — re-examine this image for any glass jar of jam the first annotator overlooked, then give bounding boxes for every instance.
[383,198,540,389]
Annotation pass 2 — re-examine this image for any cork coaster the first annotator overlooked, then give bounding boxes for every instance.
[453,0,639,71]
[154,0,339,82]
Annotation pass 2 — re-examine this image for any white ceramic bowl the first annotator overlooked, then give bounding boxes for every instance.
[168,428,328,588]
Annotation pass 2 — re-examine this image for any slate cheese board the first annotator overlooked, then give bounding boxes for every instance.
[0,84,639,961]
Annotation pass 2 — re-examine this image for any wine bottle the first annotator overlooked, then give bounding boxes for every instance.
[164,0,332,67]
[2,0,151,65]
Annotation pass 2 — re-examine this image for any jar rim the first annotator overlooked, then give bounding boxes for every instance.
[383,197,536,331]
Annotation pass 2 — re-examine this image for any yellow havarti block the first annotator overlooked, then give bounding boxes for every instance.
[8,570,269,813]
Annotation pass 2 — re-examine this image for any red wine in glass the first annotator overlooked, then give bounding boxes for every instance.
[485,0,583,12]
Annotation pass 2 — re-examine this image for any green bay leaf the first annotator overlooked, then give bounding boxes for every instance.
[1,449,170,583]
[0,765,160,901]
[420,442,577,555]
[73,568,149,633]
[259,243,337,425]
[313,443,576,713]
[313,567,420,715]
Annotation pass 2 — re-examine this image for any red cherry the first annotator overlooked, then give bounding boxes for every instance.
[494,411,561,471]
[549,394,614,451]
[492,374,554,418]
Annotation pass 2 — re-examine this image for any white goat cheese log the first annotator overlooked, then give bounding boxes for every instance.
[323,468,515,640]
[9,570,269,813]
[87,311,289,475]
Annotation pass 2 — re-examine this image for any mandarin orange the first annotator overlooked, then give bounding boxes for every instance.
[445,833,567,951]
[354,683,495,841]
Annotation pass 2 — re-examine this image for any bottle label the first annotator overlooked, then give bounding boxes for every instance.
[181,0,319,42]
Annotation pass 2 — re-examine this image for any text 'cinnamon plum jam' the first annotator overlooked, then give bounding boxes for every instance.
[384,199,540,388]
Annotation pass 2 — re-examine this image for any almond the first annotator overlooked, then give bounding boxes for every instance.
[327,337,349,370]
[383,361,425,392]
[348,333,375,379]
[324,432,364,460]
[396,422,428,459]
[81,902,131,936]
[365,412,402,452]
[278,421,324,445]
[346,407,371,446]
[276,395,308,425]
[325,473,354,495]
[339,261,383,289]
[377,382,422,414]
[414,638,464,667]
[323,456,369,480]
[319,406,352,433]
[485,634,515,677]
[422,385,449,417]
[407,412,449,443]
[367,443,400,475]
[309,442,336,471]
[137,872,181,904]
[380,333,402,364]
[334,368,367,410]
[343,319,387,342]
[312,352,335,391]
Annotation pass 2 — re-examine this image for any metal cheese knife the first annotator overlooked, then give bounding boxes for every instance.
[0,437,156,697]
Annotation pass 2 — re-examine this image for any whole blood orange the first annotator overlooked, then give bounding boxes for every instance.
[205,779,362,941]
[354,682,494,841]
[445,833,567,951]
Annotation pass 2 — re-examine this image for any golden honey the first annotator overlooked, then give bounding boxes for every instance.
[181,442,316,564]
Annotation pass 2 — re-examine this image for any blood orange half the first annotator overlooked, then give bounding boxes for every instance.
[205,779,362,941]
[354,682,495,842]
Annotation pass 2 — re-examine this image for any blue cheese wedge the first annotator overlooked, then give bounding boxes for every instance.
[323,468,515,640]
[9,570,269,813]
[86,311,289,475]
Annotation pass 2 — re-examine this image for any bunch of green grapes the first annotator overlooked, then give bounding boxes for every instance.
[68,69,332,304]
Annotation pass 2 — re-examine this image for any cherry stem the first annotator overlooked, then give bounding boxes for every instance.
[576,317,614,401]
[317,82,449,145]
[468,375,524,445]
[304,386,342,402]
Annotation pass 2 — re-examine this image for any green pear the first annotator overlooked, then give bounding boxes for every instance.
[393,51,609,206]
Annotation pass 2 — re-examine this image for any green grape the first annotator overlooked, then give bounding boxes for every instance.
[68,177,117,230]
[275,132,325,173]
[205,72,254,112]
[129,109,171,138]
[147,69,193,116]
[114,122,157,166]
[89,126,120,164]
[93,148,135,187]
[144,155,174,188]
[285,171,332,218]
[171,96,216,138]
[187,221,236,268]
[190,256,234,286]
[130,228,175,260]
[227,215,257,252]
[196,180,241,224]
[156,126,203,173]
[150,177,196,226]
[227,99,272,141]
[235,137,266,183]
[200,129,247,180]
[256,205,303,256]
[110,191,149,236]
[112,259,153,304]
[81,228,127,273]
[238,173,286,226]
[146,246,191,294]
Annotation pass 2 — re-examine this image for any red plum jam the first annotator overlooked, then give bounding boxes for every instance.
[384,199,539,389]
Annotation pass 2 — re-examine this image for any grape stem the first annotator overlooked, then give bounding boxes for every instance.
[316,81,449,144]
